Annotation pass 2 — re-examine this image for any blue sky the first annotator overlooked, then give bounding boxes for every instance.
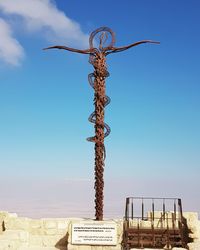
[0,0,200,218]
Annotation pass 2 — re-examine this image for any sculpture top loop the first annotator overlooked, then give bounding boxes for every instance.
[89,27,116,52]
[43,26,159,56]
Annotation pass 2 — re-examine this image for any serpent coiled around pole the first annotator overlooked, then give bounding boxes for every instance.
[86,27,115,220]
[87,52,110,220]
[44,27,159,221]
[87,60,111,157]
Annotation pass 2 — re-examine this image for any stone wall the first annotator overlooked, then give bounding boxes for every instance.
[0,211,200,250]
[183,212,200,250]
[0,211,122,250]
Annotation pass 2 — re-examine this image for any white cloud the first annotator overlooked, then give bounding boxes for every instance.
[0,18,24,66]
[0,0,89,66]
[0,0,89,46]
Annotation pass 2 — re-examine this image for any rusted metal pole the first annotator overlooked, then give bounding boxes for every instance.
[44,27,159,220]
[88,50,109,220]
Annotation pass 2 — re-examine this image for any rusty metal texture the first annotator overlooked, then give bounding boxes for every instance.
[123,197,189,249]
[44,27,159,221]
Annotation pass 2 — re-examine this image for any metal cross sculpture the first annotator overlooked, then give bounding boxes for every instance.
[44,27,159,221]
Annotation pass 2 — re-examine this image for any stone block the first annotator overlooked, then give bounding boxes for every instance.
[29,219,43,235]
[183,212,199,222]
[57,220,69,235]
[140,220,151,228]
[0,219,4,234]
[0,212,17,229]
[127,219,139,227]
[57,221,68,230]
[0,239,20,250]
[29,235,43,246]
[183,212,200,240]
[42,219,58,235]
[68,245,91,250]
[42,235,63,247]
[68,246,121,250]
[2,229,29,242]
[19,247,58,250]
[0,211,9,218]
[43,219,57,229]
[99,246,122,250]
[44,228,58,235]
[172,248,187,250]
[5,217,30,231]
[183,212,199,229]
[188,242,200,250]
[0,211,9,232]
[30,220,42,229]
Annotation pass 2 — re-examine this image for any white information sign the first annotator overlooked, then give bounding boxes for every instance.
[71,223,117,245]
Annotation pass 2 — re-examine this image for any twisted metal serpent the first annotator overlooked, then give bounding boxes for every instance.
[44,27,159,220]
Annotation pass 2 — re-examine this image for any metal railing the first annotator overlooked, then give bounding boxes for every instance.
[123,197,189,249]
